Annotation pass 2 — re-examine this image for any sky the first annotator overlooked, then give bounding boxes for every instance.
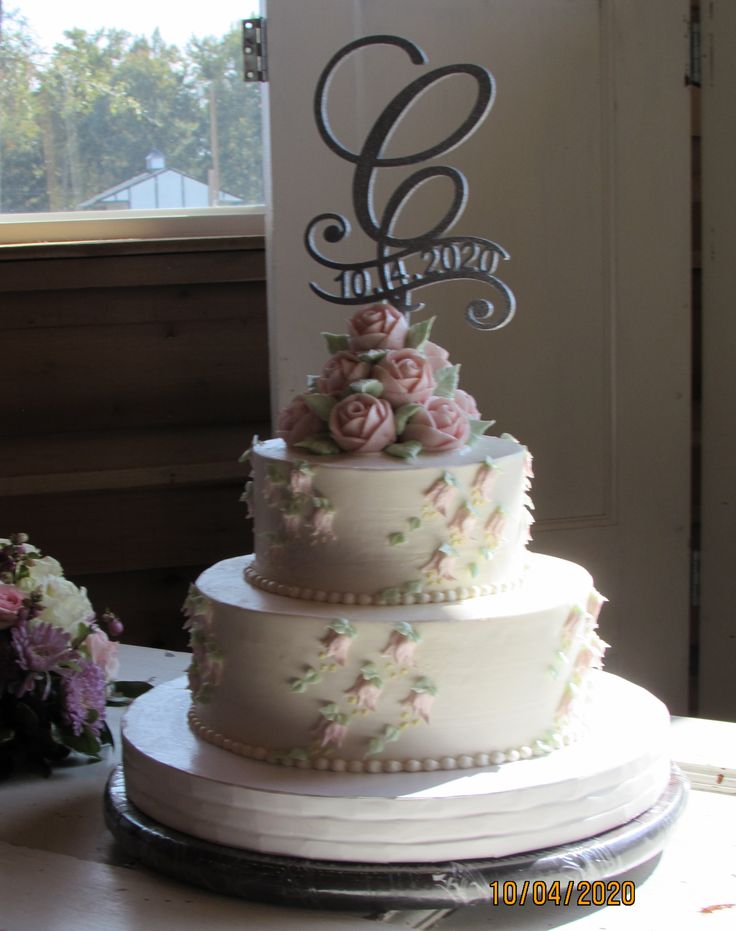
[8,1,260,51]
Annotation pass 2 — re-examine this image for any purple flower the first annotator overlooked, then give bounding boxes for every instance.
[62,659,107,736]
[11,621,74,675]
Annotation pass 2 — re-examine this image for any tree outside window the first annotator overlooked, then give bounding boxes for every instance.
[0,5,263,215]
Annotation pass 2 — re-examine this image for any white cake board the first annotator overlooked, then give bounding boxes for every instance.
[107,672,687,907]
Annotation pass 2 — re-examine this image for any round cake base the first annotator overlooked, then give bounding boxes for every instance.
[105,764,687,910]
[118,673,677,863]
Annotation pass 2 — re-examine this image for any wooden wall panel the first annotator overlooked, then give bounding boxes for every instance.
[0,236,268,648]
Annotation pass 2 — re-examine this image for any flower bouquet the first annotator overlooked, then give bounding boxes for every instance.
[0,533,147,778]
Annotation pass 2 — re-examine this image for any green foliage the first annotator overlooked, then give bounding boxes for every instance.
[0,16,263,213]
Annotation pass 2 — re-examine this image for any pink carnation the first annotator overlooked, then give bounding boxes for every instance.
[402,397,471,451]
[315,351,371,396]
[276,395,323,447]
[329,394,396,453]
[373,348,436,407]
[0,583,25,629]
[348,303,408,351]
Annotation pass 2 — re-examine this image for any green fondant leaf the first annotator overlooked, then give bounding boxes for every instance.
[403,579,424,594]
[468,561,479,578]
[384,441,423,461]
[319,703,343,721]
[238,434,259,462]
[442,470,460,486]
[367,736,385,756]
[348,378,384,397]
[405,315,435,350]
[467,418,496,445]
[393,621,421,642]
[288,748,310,761]
[434,364,460,398]
[481,546,494,561]
[394,402,423,435]
[388,532,407,546]
[377,587,401,604]
[290,680,308,693]
[383,725,401,743]
[294,434,341,456]
[328,617,357,637]
[412,677,438,696]
[357,349,388,364]
[266,465,287,484]
[408,516,421,530]
[322,332,349,353]
[303,392,337,421]
[312,496,332,509]
[360,663,382,685]
[484,456,496,469]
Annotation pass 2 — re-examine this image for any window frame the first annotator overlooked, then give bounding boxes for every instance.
[0,204,265,246]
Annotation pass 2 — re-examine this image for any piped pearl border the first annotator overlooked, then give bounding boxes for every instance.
[188,707,573,774]
[244,564,525,606]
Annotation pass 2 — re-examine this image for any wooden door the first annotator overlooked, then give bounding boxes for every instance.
[700,0,736,721]
[263,0,692,710]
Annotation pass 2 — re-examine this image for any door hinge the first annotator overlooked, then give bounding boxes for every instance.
[243,18,267,82]
[688,14,701,88]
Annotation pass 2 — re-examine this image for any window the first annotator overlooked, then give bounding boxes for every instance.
[0,2,264,242]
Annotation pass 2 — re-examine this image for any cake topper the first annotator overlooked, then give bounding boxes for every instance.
[304,35,515,330]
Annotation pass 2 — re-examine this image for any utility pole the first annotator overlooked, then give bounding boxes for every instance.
[207,81,220,207]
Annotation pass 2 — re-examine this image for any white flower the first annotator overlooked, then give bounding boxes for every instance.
[24,555,64,586]
[34,576,95,635]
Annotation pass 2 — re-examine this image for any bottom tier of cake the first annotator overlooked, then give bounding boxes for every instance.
[121,671,671,864]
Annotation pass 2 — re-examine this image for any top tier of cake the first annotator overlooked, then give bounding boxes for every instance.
[246,434,533,605]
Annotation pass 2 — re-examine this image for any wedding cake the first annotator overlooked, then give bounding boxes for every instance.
[120,302,673,865]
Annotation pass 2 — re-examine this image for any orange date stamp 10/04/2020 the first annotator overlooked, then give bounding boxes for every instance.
[488,879,636,907]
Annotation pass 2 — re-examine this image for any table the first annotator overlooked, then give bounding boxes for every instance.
[1,645,734,930]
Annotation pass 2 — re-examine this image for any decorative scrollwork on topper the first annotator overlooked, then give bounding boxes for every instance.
[304,34,516,329]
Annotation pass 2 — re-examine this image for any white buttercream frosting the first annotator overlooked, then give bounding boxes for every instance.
[250,435,530,602]
[190,553,602,769]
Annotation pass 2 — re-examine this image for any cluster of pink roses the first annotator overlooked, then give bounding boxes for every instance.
[276,303,486,456]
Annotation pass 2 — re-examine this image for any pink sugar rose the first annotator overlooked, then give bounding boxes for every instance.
[346,676,382,711]
[404,689,435,724]
[373,348,436,407]
[318,720,348,750]
[276,394,324,447]
[402,396,471,451]
[348,302,408,351]
[329,393,396,453]
[423,340,450,372]
[454,388,481,419]
[315,351,371,396]
[0,584,25,629]
[382,630,418,667]
[321,629,352,666]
